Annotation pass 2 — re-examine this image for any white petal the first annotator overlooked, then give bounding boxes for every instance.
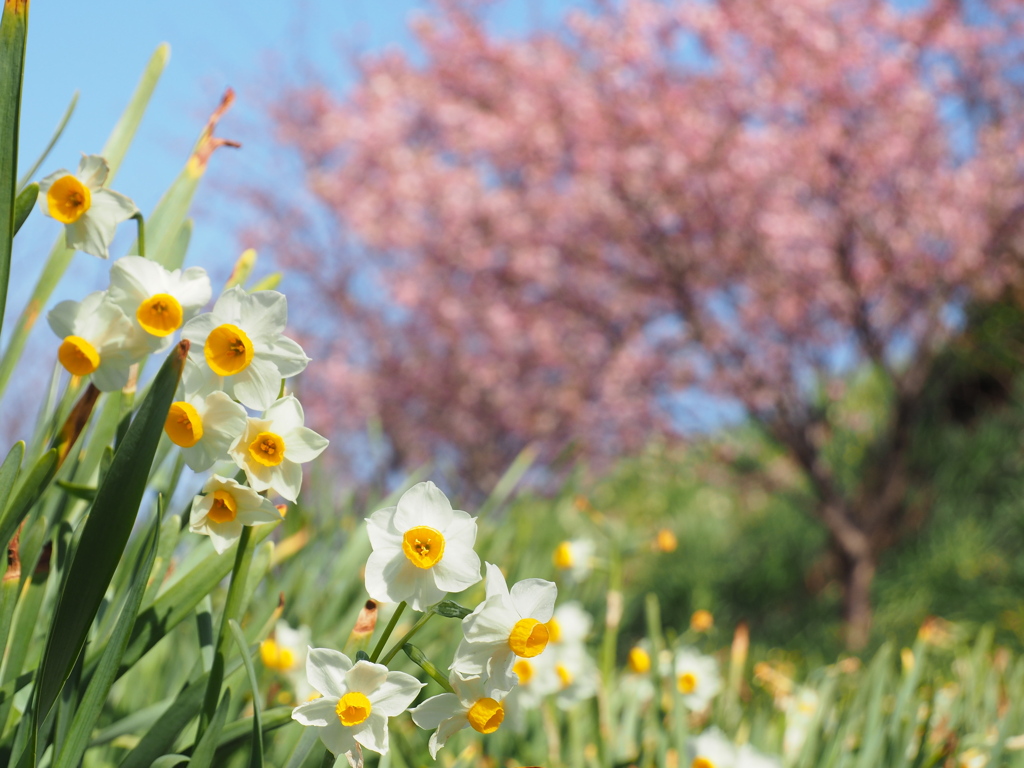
[292,696,338,727]
[173,267,213,314]
[345,660,388,695]
[207,521,243,554]
[274,460,304,503]
[47,299,79,339]
[319,720,357,756]
[261,335,309,378]
[181,440,219,474]
[410,693,461,730]
[352,711,389,754]
[91,355,133,392]
[364,550,413,605]
[430,715,467,757]
[441,510,478,547]
[190,494,213,527]
[263,395,305,432]
[235,502,283,527]
[431,542,481,594]
[449,639,493,677]
[240,289,289,338]
[77,154,110,187]
[394,481,454,531]
[306,648,351,699]
[461,595,515,644]
[181,312,219,349]
[211,286,247,323]
[108,255,167,309]
[509,579,557,622]
[483,562,510,599]
[230,357,281,411]
[283,427,329,464]
[365,507,402,550]
[370,671,425,717]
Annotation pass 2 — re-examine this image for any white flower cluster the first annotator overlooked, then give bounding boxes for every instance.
[291,481,602,761]
[40,154,328,555]
[689,728,781,768]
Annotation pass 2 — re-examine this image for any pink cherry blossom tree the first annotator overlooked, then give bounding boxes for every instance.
[256,0,1024,646]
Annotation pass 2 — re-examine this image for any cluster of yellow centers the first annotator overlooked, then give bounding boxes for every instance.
[137,293,183,337]
[165,402,204,448]
[467,697,504,734]
[692,758,717,768]
[58,335,100,376]
[259,639,296,672]
[207,490,238,524]
[249,432,286,467]
[677,671,698,695]
[336,692,372,727]
[48,175,91,224]
[205,323,254,376]
[508,618,549,657]
[402,526,445,569]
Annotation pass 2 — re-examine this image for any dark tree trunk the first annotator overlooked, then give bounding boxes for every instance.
[838,544,876,650]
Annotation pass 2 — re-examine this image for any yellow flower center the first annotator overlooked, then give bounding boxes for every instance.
[47,175,91,224]
[546,618,562,644]
[335,691,372,727]
[553,541,573,569]
[508,618,549,658]
[677,672,698,694]
[513,659,534,685]
[204,323,254,376]
[690,610,714,632]
[259,639,297,671]
[137,293,184,337]
[692,759,716,768]
[655,528,678,552]
[164,401,204,448]
[58,335,99,376]
[628,647,651,674]
[467,697,504,734]
[556,663,573,689]
[401,526,445,569]
[207,490,238,524]
[248,431,286,467]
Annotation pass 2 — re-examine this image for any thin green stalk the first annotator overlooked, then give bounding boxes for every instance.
[402,644,453,693]
[197,525,255,740]
[380,609,435,665]
[319,748,335,768]
[369,601,406,663]
[132,212,145,257]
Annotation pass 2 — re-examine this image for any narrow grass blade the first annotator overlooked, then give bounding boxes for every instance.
[0,447,55,551]
[188,689,231,768]
[117,673,210,768]
[11,181,33,234]
[34,342,185,722]
[0,0,29,342]
[53,512,159,768]
[16,90,77,191]
[150,757,189,768]
[229,619,264,768]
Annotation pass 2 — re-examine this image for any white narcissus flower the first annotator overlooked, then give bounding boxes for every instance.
[107,256,212,351]
[165,389,247,472]
[37,155,138,260]
[410,670,512,758]
[364,481,481,612]
[546,601,593,648]
[552,538,595,581]
[736,745,782,768]
[674,648,722,712]
[291,649,424,758]
[548,642,599,710]
[229,396,329,503]
[181,286,309,411]
[47,291,144,391]
[261,621,317,701]
[189,475,282,554]
[452,562,556,689]
[689,728,737,768]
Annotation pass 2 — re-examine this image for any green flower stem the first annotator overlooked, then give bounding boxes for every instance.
[402,643,454,693]
[132,212,145,258]
[197,524,255,741]
[319,748,335,768]
[380,608,435,666]
[369,600,406,663]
